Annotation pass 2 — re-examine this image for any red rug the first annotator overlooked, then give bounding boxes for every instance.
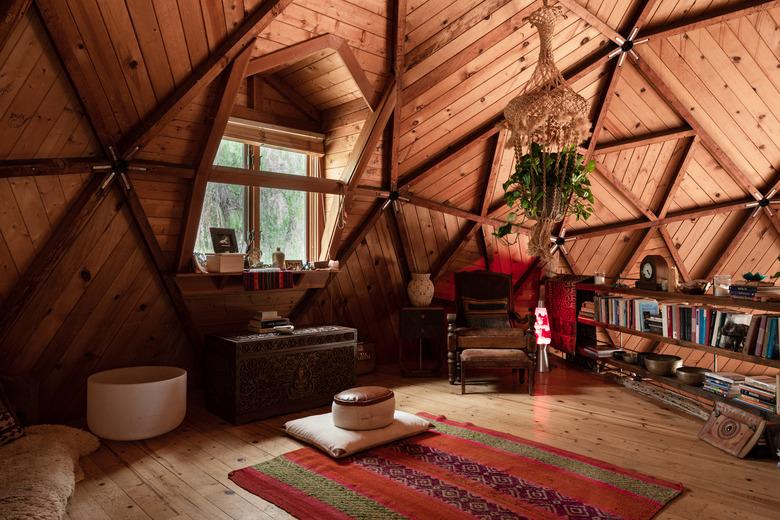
[229,413,683,519]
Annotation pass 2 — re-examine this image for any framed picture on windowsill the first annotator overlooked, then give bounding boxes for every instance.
[210,228,239,253]
[286,260,304,270]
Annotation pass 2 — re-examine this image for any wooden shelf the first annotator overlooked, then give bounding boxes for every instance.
[586,353,778,420]
[578,317,780,369]
[175,270,334,296]
[577,283,780,312]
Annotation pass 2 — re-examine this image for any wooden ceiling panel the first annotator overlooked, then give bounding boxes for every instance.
[398,12,605,174]
[641,35,776,191]
[0,11,99,159]
[669,144,747,213]
[720,212,780,276]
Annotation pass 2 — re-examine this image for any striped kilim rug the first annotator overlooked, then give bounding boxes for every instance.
[229,413,683,519]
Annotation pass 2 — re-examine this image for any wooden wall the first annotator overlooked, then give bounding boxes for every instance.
[0,186,192,421]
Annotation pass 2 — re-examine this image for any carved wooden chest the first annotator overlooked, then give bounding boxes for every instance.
[204,326,357,424]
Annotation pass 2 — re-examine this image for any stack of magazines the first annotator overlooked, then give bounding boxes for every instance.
[580,344,622,358]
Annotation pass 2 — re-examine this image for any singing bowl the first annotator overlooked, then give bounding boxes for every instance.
[675,366,709,386]
[613,351,639,364]
[643,354,683,376]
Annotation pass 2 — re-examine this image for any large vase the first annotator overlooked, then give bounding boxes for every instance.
[407,273,434,307]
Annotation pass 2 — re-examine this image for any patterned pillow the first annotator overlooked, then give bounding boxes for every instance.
[0,385,24,446]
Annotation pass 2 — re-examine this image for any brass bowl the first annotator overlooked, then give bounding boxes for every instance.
[675,366,708,386]
[643,354,683,376]
[613,351,639,364]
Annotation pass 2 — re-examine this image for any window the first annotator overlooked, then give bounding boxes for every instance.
[195,139,317,263]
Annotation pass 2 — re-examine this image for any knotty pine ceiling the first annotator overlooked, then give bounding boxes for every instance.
[2,1,780,382]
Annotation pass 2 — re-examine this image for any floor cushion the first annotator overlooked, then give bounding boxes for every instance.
[0,424,99,520]
[332,386,395,430]
[284,410,431,458]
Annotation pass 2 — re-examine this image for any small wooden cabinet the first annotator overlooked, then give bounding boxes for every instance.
[399,307,446,376]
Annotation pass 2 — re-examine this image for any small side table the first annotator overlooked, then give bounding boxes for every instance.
[399,307,446,377]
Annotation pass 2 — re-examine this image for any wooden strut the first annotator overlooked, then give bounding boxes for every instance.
[16,1,293,355]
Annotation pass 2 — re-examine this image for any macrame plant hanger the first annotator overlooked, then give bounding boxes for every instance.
[503,0,591,262]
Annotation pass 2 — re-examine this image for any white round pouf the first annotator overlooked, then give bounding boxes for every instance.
[87,366,187,441]
[332,386,395,430]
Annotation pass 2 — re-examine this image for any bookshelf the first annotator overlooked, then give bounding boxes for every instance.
[577,283,780,313]
[577,317,780,369]
[583,352,778,420]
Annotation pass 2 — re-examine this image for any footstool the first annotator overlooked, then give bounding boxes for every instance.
[332,386,395,430]
[460,349,533,395]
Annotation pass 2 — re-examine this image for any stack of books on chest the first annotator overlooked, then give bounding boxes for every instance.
[248,311,290,333]
[703,372,746,398]
[734,376,777,413]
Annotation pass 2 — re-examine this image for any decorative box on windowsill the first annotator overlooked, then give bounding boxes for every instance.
[206,253,244,273]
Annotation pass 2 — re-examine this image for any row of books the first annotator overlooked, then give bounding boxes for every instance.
[243,269,296,290]
[248,310,291,333]
[704,372,778,414]
[590,296,780,359]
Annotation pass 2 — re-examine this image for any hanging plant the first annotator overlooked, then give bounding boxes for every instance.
[494,143,595,258]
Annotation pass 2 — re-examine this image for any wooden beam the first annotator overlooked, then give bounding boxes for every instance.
[388,209,413,281]
[119,179,203,348]
[326,81,397,258]
[619,229,655,278]
[593,160,656,220]
[176,45,254,272]
[659,226,691,282]
[116,0,293,158]
[262,74,321,124]
[513,256,542,293]
[0,157,101,177]
[477,227,491,270]
[389,0,406,190]
[568,199,751,239]
[594,128,696,155]
[231,104,320,133]
[245,34,377,111]
[0,0,31,52]
[431,222,480,280]
[641,1,780,41]
[404,194,512,229]
[0,175,107,354]
[632,57,761,198]
[209,165,344,194]
[705,210,753,279]
[481,129,508,217]
[587,60,622,157]
[658,136,698,218]
[559,0,622,43]
[399,123,500,189]
[245,34,336,76]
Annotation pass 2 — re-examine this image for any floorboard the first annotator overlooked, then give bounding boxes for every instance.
[69,363,780,519]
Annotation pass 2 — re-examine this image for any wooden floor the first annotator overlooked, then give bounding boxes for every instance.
[66,362,780,520]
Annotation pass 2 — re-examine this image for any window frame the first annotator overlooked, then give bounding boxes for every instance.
[202,138,319,262]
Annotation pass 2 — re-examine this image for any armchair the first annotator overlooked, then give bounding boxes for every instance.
[447,271,536,394]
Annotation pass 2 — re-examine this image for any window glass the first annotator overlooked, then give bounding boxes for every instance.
[195,140,247,254]
[259,147,307,261]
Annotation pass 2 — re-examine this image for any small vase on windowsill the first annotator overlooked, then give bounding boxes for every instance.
[407,273,434,307]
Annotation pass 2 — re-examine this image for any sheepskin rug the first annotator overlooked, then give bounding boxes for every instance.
[0,425,99,520]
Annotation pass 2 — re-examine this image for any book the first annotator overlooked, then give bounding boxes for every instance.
[744,375,777,393]
[716,313,752,351]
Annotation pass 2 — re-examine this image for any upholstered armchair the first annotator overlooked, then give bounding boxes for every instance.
[447,271,536,393]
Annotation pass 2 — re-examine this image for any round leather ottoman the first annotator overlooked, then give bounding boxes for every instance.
[332,386,395,430]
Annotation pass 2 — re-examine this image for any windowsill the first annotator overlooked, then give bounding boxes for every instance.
[175,270,336,295]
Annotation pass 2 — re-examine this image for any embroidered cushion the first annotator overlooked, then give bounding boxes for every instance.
[462,297,510,328]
